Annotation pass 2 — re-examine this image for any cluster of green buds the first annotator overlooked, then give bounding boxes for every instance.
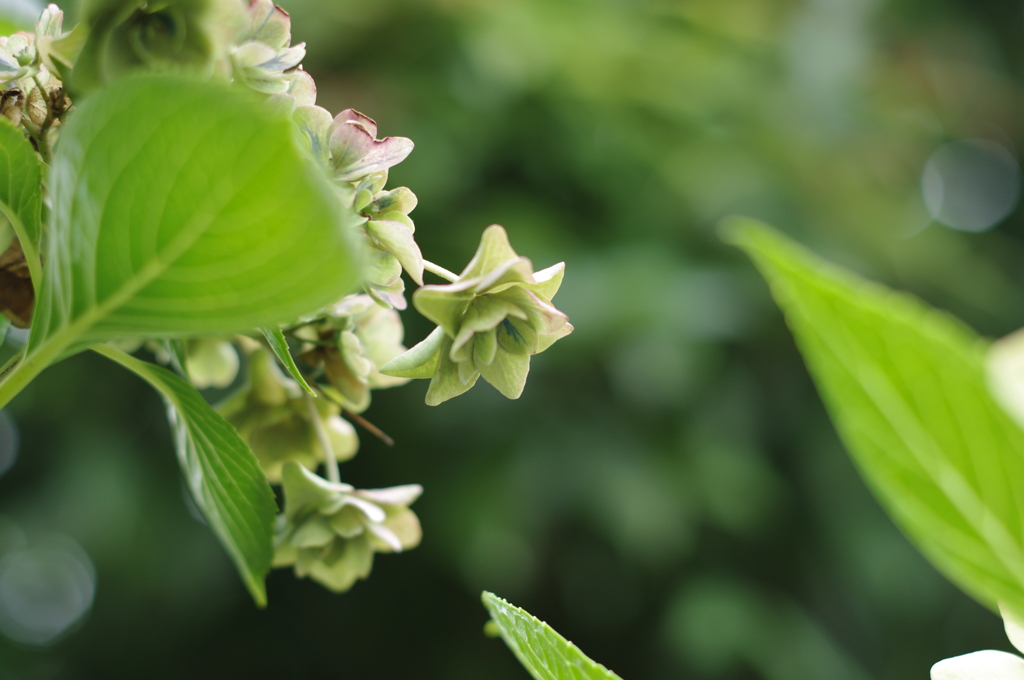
[217,348,358,483]
[292,294,410,413]
[0,0,571,595]
[0,5,71,158]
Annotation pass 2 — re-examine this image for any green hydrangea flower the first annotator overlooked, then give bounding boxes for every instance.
[231,0,307,96]
[218,348,358,482]
[290,107,419,307]
[72,0,246,93]
[273,461,422,593]
[381,225,572,405]
[296,294,410,413]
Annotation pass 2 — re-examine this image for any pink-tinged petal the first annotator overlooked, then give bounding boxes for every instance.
[339,136,414,180]
[258,43,305,73]
[334,109,377,138]
[329,120,376,169]
[247,0,291,49]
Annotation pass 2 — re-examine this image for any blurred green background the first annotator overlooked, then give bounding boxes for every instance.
[2,0,1024,677]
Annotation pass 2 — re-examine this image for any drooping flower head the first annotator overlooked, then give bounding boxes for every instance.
[381,225,572,404]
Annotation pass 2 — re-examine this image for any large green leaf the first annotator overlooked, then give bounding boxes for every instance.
[482,592,623,680]
[28,73,359,359]
[94,345,277,605]
[0,118,43,283]
[724,218,1024,616]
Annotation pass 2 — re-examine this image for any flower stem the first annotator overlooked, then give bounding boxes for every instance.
[304,390,340,483]
[423,260,459,282]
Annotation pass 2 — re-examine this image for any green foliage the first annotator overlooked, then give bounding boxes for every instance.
[262,326,316,396]
[94,345,277,605]
[725,218,1024,617]
[28,73,359,357]
[0,118,42,281]
[482,592,622,680]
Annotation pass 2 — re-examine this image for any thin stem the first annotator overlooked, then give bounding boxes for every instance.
[31,76,53,165]
[423,260,459,283]
[0,346,24,382]
[342,409,394,447]
[304,390,340,483]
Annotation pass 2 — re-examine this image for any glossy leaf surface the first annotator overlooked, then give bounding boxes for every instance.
[29,74,359,357]
[482,592,622,680]
[95,345,278,606]
[726,218,1024,616]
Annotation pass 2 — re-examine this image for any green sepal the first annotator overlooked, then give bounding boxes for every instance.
[413,284,475,338]
[477,348,530,399]
[522,262,566,301]
[460,225,521,280]
[474,328,498,366]
[379,326,445,379]
[366,219,424,286]
[425,338,479,406]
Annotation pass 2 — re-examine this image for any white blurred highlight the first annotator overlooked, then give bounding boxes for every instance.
[0,533,96,646]
[922,139,1020,233]
[987,327,1024,430]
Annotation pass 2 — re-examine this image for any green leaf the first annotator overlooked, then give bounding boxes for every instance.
[482,592,623,680]
[724,218,1024,616]
[94,344,278,606]
[28,73,359,359]
[163,339,189,379]
[0,118,43,285]
[262,326,316,396]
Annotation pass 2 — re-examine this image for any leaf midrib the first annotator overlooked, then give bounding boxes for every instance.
[776,258,1024,596]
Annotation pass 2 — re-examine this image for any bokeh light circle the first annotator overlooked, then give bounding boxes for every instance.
[922,139,1021,232]
[0,535,96,646]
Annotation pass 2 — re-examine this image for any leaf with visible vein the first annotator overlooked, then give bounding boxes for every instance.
[0,118,43,283]
[482,592,623,680]
[95,345,278,606]
[29,73,360,360]
[724,218,1024,616]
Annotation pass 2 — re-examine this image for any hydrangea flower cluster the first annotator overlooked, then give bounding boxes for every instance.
[0,0,570,594]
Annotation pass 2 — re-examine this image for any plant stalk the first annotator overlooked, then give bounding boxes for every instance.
[305,390,340,483]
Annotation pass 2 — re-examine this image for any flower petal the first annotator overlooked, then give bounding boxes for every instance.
[366,219,424,286]
[931,650,1024,680]
[1002,604,1024,656]
[477,348,531,399]
[425,340,480,405]
[460,225,521,280]
[380,326,446,380]
[355,485,423,507]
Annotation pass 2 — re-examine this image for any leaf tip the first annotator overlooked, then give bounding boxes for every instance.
[716,216,778,251]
